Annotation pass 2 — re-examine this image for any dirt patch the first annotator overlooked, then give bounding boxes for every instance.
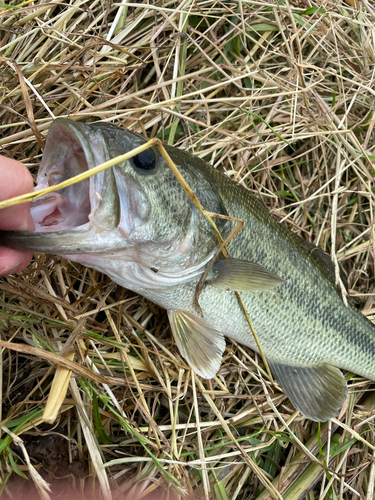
[5,427,88,500]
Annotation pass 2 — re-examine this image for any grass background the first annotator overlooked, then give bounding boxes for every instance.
[0,0,375,499]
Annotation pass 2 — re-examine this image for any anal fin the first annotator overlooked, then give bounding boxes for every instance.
[268,359,348,422]
[168,310,225,379]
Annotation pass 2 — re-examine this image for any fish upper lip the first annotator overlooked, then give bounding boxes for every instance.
[30,119,94,234]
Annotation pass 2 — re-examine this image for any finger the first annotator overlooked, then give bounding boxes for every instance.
[0,157,34,275]
[0,247,33,276]
[0,157,34,231]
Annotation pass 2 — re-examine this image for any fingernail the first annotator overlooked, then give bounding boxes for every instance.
[17,213,34,232]
[0,260,22,276]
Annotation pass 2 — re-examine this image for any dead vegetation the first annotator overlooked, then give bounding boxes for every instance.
[0,0,375,499]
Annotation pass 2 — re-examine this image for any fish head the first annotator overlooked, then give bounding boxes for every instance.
[30,118,155,238]
[1,119,228,288]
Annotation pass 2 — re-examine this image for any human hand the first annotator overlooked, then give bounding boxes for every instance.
[0,157,34,276]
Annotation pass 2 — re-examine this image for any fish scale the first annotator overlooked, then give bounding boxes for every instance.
[1,118,375,421]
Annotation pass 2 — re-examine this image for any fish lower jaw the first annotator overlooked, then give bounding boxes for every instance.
[31,192,91,233]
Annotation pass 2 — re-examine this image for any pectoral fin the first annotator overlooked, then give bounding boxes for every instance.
[207,258,283,292]
[268,359,347,422]
[168,310,225,379]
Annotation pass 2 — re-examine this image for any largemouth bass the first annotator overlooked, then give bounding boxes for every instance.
[1,118,374,422]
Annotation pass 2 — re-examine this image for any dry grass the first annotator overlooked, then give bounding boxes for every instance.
[1,0,375,499]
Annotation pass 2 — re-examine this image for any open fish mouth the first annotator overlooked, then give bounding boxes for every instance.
[0,118,143,254]
[0,119,114,254]
[30,119,92,233]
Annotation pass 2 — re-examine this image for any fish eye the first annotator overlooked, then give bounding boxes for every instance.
[131,148,156,171]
